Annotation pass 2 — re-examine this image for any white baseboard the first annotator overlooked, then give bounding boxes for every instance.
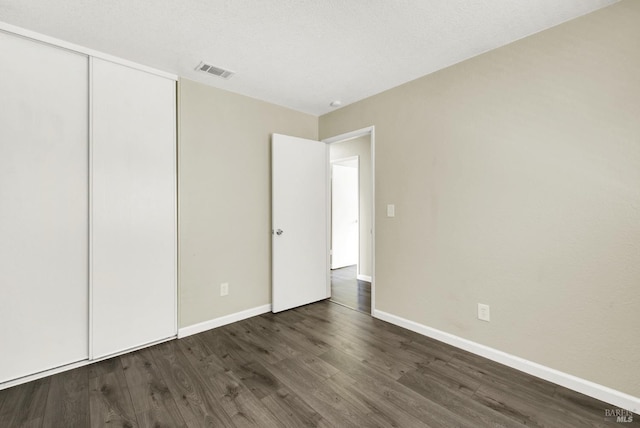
[357,274,372,282]
[178,304,272,338]
[373,309,640,414]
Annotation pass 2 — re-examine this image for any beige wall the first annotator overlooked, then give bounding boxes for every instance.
[330,136,373,278]
[178,79,318,327]
[320,0,640,397]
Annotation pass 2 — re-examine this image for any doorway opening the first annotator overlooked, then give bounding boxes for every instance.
[324,128,374,315]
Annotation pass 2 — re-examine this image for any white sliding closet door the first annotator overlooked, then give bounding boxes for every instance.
[0,31,89,382]
[91,58,176,358]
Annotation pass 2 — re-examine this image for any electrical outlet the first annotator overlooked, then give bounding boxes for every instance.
[478,303,490,322]
[220,282,229,296]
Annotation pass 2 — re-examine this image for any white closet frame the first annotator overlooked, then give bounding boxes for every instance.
[0,22,176,80]
[0,21,178,390]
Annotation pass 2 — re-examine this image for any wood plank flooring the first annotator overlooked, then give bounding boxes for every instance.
[0,300,637,427]
[330,265,371,314]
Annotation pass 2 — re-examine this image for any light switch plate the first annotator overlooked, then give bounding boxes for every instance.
[478,303,490,322]
[387,204,395,217]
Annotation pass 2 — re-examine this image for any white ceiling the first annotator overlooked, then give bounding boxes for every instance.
[0,0,617,116]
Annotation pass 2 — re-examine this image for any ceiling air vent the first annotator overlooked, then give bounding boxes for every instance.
[196,62,235,79]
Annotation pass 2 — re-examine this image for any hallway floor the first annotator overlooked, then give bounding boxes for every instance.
[330,265,371,314]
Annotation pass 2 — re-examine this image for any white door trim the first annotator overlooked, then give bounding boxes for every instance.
[323,126,376,315]
[331,155,360,164]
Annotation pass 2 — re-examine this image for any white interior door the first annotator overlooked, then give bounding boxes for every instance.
[272,134,329,313]
[331,161,359,269]
[0,31,89,382]
[91,58,176,358]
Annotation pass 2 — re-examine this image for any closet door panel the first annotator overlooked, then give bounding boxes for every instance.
[0,31,89,382]
[91,58,176,358]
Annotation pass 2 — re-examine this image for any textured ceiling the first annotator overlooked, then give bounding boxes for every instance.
[0,0,618,115]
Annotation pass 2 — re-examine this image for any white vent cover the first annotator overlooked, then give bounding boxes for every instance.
[196,62,235,79]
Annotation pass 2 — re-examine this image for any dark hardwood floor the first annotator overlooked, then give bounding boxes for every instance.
[0,301,636,427]
[330,265,371,314]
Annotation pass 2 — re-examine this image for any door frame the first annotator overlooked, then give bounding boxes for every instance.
[323,126,375,315]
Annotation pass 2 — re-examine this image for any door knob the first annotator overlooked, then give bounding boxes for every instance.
[275,229,284,235]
